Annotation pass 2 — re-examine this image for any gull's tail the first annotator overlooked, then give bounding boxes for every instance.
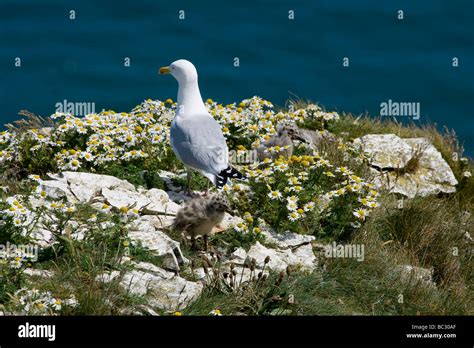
[215,166,245,189]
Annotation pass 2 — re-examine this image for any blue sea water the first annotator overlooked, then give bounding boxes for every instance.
[0,0,473,154]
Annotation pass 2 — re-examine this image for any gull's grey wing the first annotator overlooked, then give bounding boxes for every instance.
[170,114,229,174]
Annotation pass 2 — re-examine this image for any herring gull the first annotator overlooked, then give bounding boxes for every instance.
[159,59,243,191]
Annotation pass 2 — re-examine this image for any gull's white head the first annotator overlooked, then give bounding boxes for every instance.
[159,59,198,84]
[159,59,207,115]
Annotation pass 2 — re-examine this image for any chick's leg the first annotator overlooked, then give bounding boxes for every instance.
[190,235,197,250]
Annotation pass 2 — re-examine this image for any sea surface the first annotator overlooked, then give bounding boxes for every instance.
[0,0,472,154]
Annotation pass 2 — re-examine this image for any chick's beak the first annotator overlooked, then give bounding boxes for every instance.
[289,131,306,142]
[292,134,306,142]
[159,66,171,75]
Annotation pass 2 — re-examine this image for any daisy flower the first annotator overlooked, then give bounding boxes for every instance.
[367,201,379,209]
[48,202,59,210]
[275,162,289,172]
[128,208,140,218]
[35,186,48,199]
[50,298,62,311]
[268,190,282,200]
[303,201,316,212]
[100,203,112,213]
[288,211,301,222]
[233,222,247,233]
[69,159,81,170]
[287,195,298,204]
[63,206,76,214]
[81,152,94,161]
[353,208,369,221]
[10,257,22,269]
[288,176,300,185]
[28,174,42,182]
[350,175,363,183]
[291,185,303,193]
[335,166,352,176]
[368,190,379,197]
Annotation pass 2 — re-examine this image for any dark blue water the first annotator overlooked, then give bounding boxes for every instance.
[1,0,473,153]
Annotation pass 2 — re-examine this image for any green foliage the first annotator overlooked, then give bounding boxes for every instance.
[185,258,295,316]
[171,171,211,192]
[12,137,57,178]
[99,162,166,190]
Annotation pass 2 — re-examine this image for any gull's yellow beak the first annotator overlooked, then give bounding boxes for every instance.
[159,66,170,75]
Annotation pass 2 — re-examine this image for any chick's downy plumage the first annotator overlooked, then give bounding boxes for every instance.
[257,124,302,160]
[172,194,231,249]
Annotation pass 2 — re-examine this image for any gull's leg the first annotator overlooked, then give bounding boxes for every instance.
[203,234,209,251]
[186,169,193,196]
[191,235,197,250]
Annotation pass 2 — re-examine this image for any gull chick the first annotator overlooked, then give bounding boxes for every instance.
[172,194,232,250]
[257,124,304,160]
[159,59,244,192]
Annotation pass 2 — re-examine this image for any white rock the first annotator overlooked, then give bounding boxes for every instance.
[102,187,151,210]
[69,183,98,203]
[120,267,203,311]
[47,171,136,202]
[135,305,160,316]
[396,264,435,287]
[260,226,315,249]
[39,180,74,200]
[229,247,247,262]
[292,244,319,270]
[144,200,181,216]
[23,268,54,278]
[242,242,317,272]
[219,213,243,230]
[354,134,413,168]
[404,138,458,191]
[132,261,175,279]
[30,227,54,248]
[355,134,458,198]
[96,270,121,283]
[145,188,169,203]
[128,216,187,271]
